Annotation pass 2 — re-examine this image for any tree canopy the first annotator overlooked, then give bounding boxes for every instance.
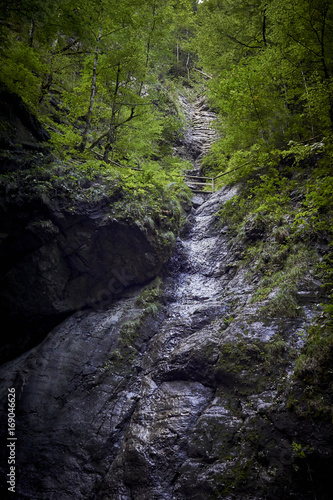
[0,0,195,167]
[194,0,333,162]
[3,0,332,169]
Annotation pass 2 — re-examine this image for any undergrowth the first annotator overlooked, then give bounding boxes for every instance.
[217,138,332,317]
[215,137,333,419]
[0,155,192,254]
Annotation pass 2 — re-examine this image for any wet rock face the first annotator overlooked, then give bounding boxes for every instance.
[0,186,331,500]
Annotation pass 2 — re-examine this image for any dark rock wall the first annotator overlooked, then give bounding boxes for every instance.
[0,196,172,362]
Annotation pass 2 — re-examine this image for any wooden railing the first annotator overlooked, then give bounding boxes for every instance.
[185,135,326,194]
[183,174,214,193]
[184,161,251,193]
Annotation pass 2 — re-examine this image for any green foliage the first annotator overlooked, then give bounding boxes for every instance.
[195,0,333,164]
[107,160,191,241]
[0,158,122,204]
[194,0,333,423]
[0,0,194,257]
[0,0,195,168]
[0,36,46,109]
[217,335,291,389]
[214,139,333,420]
[253,245,316,318]
[292,442,313,460]
[119,318,142,346]
[100,275,166,374]
[217,140,332,319]
[135,276,163,317]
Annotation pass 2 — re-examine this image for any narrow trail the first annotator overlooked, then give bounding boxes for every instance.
[181,94,218,175]
[177,94,219,195]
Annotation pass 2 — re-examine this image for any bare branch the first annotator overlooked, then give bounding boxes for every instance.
[220,30,262,49]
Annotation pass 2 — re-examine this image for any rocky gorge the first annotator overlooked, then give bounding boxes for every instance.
[0,93,332,500]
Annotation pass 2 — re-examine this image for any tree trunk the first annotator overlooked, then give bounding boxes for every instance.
[319,6,333,130]
[302,71,315,138]
[78,26,103,152]
[262,5,267,46]
[29,19,35,47]
[39,37,58,104]
[103,64,121,162]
